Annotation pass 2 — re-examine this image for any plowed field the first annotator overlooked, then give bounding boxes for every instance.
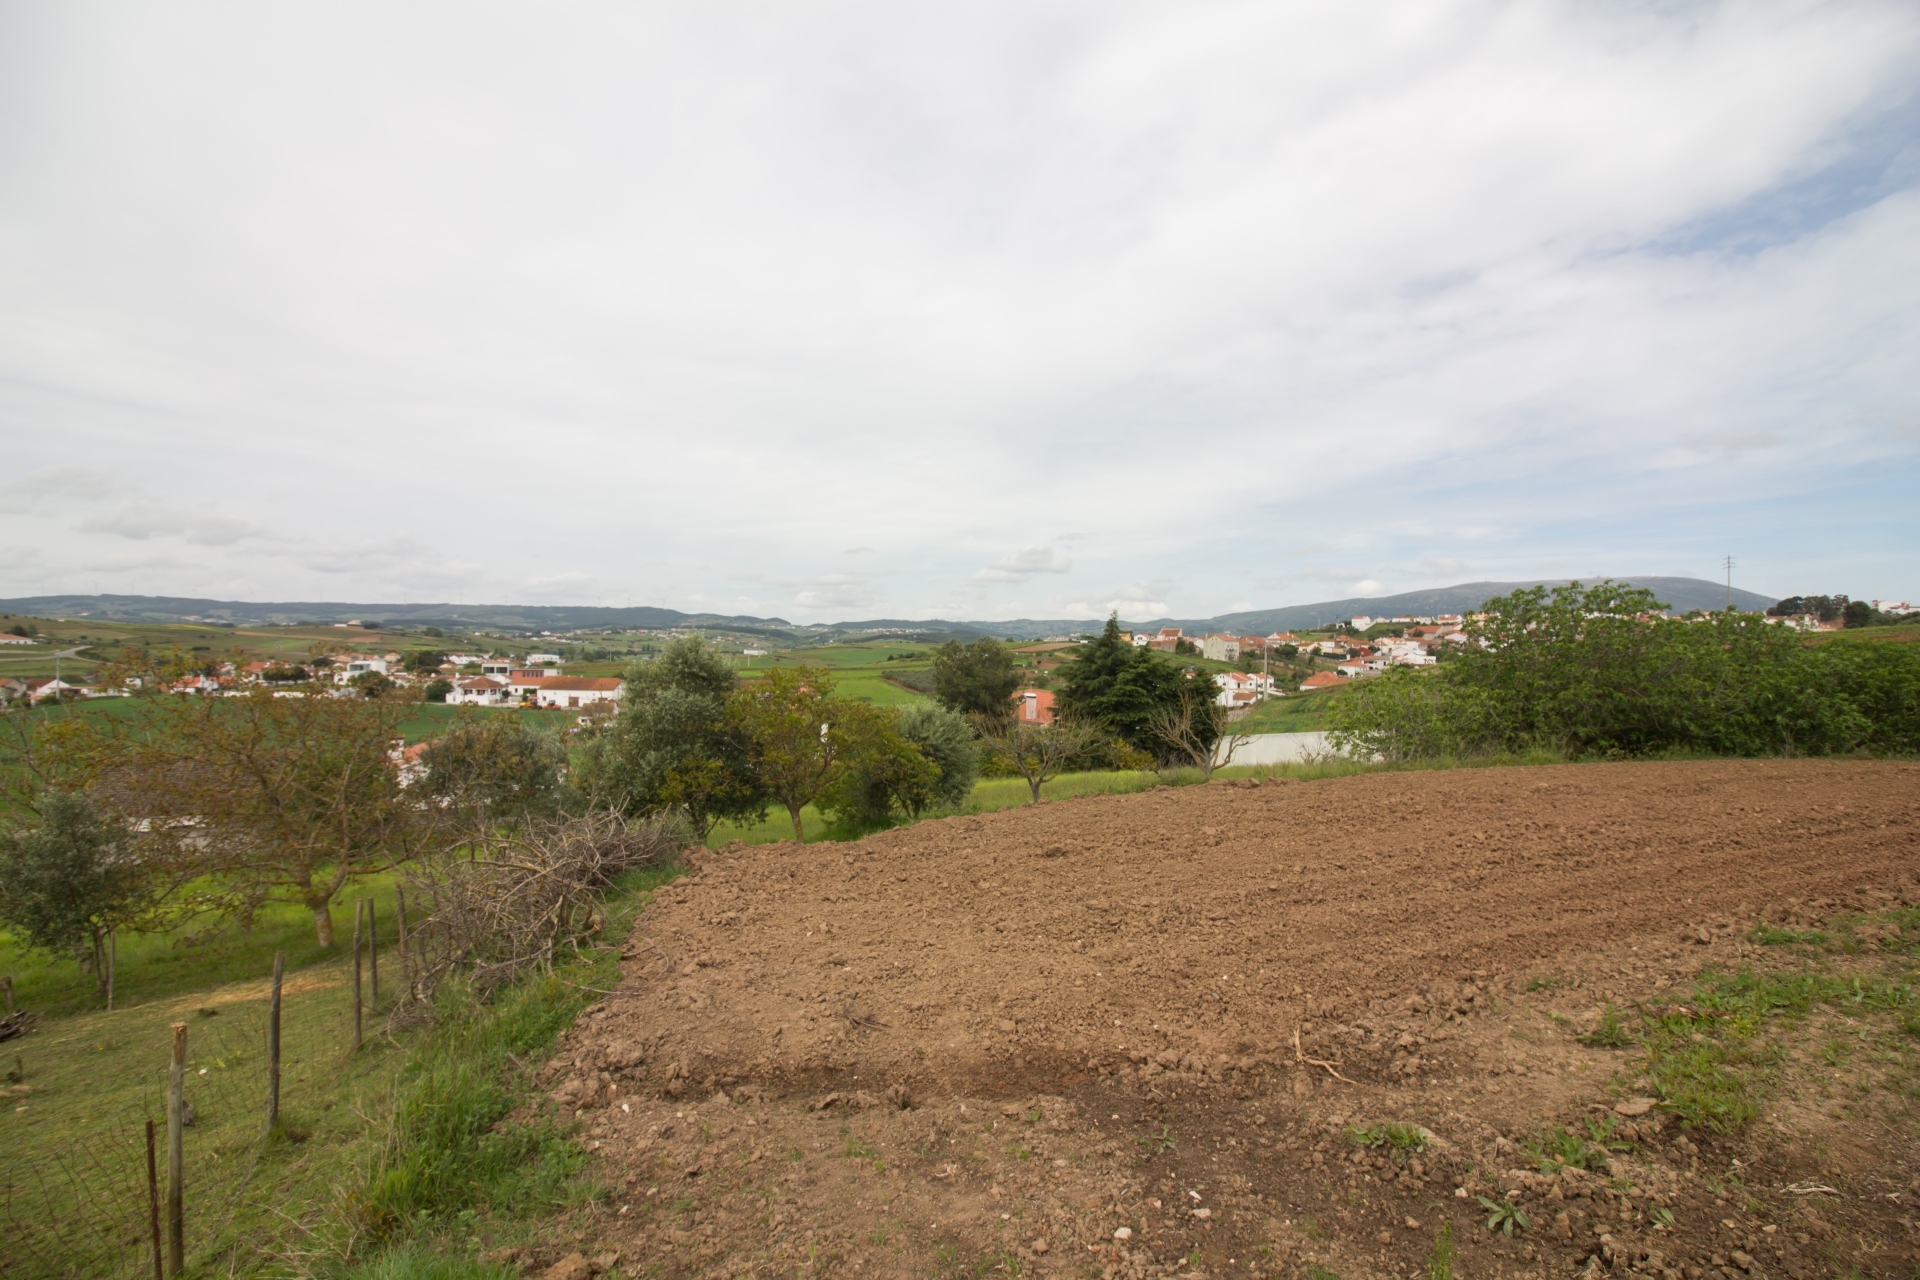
[521,760,1920,1280]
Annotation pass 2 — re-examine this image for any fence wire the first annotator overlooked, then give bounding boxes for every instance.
[0,980,322,1279]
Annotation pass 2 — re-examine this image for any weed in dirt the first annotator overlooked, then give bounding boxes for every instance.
[846,1135,878,1160]
[1524,1122,1615,1174]
[1477,1195,1530,1237]
[1652,1206,1676,1230]
[1307,1265,1339,1280]
[1136,1124,1176,1154]
[1579,1002,1634,1047]
[1525,974,1567,992]
[1423,1219,1456,1280]
[1350,1121,1430,1153]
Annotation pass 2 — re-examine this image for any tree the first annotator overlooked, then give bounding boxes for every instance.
[1150,691,1249,778]
[0,791,150,992]
[820,702,956,826]
[572,636,762,837]
[725,666,877,842]
[894,702,977,812]
[929,638,1023,721]
[403,649,447,676]
[1843,600,1873,628]
[94,689,438,945]
[423,677,453,703]
[969,715,1099,803]
[418,714,570,828]
[350,670,395,698]
[1056,615,1215,755]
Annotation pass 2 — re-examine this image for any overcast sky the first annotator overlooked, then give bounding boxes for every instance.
[1,3,1915,623]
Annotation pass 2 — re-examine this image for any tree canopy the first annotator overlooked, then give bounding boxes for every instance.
[929,638,1022,721]
[573,636,762,836]
[1054,615,1218,757]
[1329,580,1920,760]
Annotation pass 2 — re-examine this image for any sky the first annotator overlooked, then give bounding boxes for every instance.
[1,2,1916,624]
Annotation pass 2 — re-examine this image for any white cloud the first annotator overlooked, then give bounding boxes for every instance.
[972,546,1073,583]
[1350,580,1386,596]
[77,501,283,546]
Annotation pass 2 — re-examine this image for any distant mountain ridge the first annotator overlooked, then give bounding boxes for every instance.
[2,576,1776,638]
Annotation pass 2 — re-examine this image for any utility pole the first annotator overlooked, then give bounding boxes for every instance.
[1724,555,1736,611]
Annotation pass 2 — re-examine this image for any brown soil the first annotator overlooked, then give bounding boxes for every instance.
[521,760,1920,1280]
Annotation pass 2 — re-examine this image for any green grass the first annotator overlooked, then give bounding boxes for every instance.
[391,703,577,744]
[1634,959,1918,1131]
[340,1245,517,1280]
[0,873,412,1018]
[1,849,684,1278]
[1232,687,1348,734]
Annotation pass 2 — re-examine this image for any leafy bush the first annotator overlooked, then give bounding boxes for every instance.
[1328,580,1920,760]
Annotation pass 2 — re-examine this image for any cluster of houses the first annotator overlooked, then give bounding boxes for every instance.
[4,649,629,712]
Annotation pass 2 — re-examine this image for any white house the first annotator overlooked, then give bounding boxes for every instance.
[520,676,624,709]
[480,660,514,678]
[1212,670,1277,706]
[334,656,391,685]
[0,635,35,646]
[446,676,512,706]
[1350,616,1374,630]
[527,652,564,665]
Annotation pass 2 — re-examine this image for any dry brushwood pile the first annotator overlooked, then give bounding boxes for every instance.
[509,760,1920,1280]
[390,810,684,1027]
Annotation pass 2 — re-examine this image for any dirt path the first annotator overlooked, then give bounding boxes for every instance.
[521,759,1920,1280]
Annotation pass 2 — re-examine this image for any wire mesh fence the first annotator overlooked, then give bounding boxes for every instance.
[0,948,355,1279]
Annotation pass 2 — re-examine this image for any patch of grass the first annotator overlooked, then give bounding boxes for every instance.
[1524,1115,1630,1176]
[1749,924,1829,947]
[1423,1219,1456,1280]
[1580,1003,1634,1048]
[0,871,411,1018]
[339,1241,518,1280]
[1526,974,1567,993]
[1349,1121,1430,1153]
[1636,965,1917,1132]
[846,1135,878,1160]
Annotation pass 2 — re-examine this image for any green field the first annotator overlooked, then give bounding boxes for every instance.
[1233,686,1347,733]
[736,641,941,706]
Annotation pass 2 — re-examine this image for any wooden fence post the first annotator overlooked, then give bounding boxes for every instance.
[395,884,411,1000]
[266,950,284,1132]
[351,901,364,1052]
[367,899,379,1007]
[166,1022,186,1277]
[146,1117,162,1280]
[106,930,116,1012]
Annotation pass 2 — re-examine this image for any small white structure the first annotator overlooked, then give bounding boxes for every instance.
[480,660,513,678]
[0,635,35,646]
[527,652,564,665]
[1349,616,1374,630]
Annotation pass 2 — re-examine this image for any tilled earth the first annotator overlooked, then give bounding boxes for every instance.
[511,760,1920,1280]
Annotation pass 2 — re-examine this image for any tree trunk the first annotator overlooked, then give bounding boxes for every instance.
[786,800,806,844]
[309,895,335,947]
[1027,772,1044,803]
